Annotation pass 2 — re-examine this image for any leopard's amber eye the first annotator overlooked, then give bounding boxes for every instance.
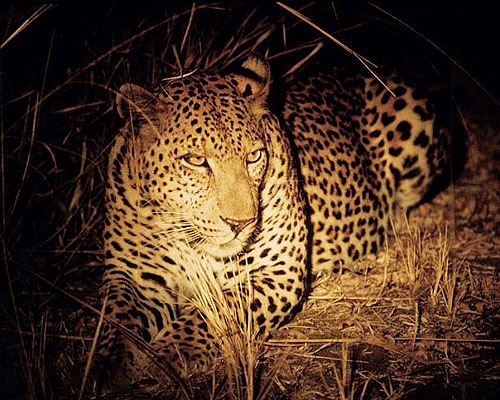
[182,154,207,167]
[247,148,264,164]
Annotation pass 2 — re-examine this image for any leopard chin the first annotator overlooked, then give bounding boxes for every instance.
[199,238,247,259]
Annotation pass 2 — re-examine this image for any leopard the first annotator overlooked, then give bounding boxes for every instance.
[97,54,448,389]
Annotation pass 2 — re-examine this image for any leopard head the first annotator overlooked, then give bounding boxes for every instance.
[116,56,274,259]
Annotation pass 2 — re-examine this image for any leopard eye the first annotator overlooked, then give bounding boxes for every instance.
[182,154,207,167]
[246,148,264,164]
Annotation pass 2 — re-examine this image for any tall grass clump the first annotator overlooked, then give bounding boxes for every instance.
[181,253,286,400]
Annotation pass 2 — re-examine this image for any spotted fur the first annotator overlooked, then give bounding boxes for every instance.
[285,68,448,271]
[98,56,448,388]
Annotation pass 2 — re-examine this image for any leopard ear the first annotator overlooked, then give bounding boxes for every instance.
[116,83,161,120]
[230,54,271,114]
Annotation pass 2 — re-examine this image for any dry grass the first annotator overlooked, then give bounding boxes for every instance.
[177,255,289,400]
[1,2,499,400]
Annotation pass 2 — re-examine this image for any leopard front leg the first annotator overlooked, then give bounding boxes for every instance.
[150,257,308,377]
[96,266,180,390]
[150,309,218,376]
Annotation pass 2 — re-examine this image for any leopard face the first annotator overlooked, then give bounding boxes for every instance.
[117,75,271,259]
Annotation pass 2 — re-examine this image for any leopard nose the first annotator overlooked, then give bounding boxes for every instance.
[221,216,256,234]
